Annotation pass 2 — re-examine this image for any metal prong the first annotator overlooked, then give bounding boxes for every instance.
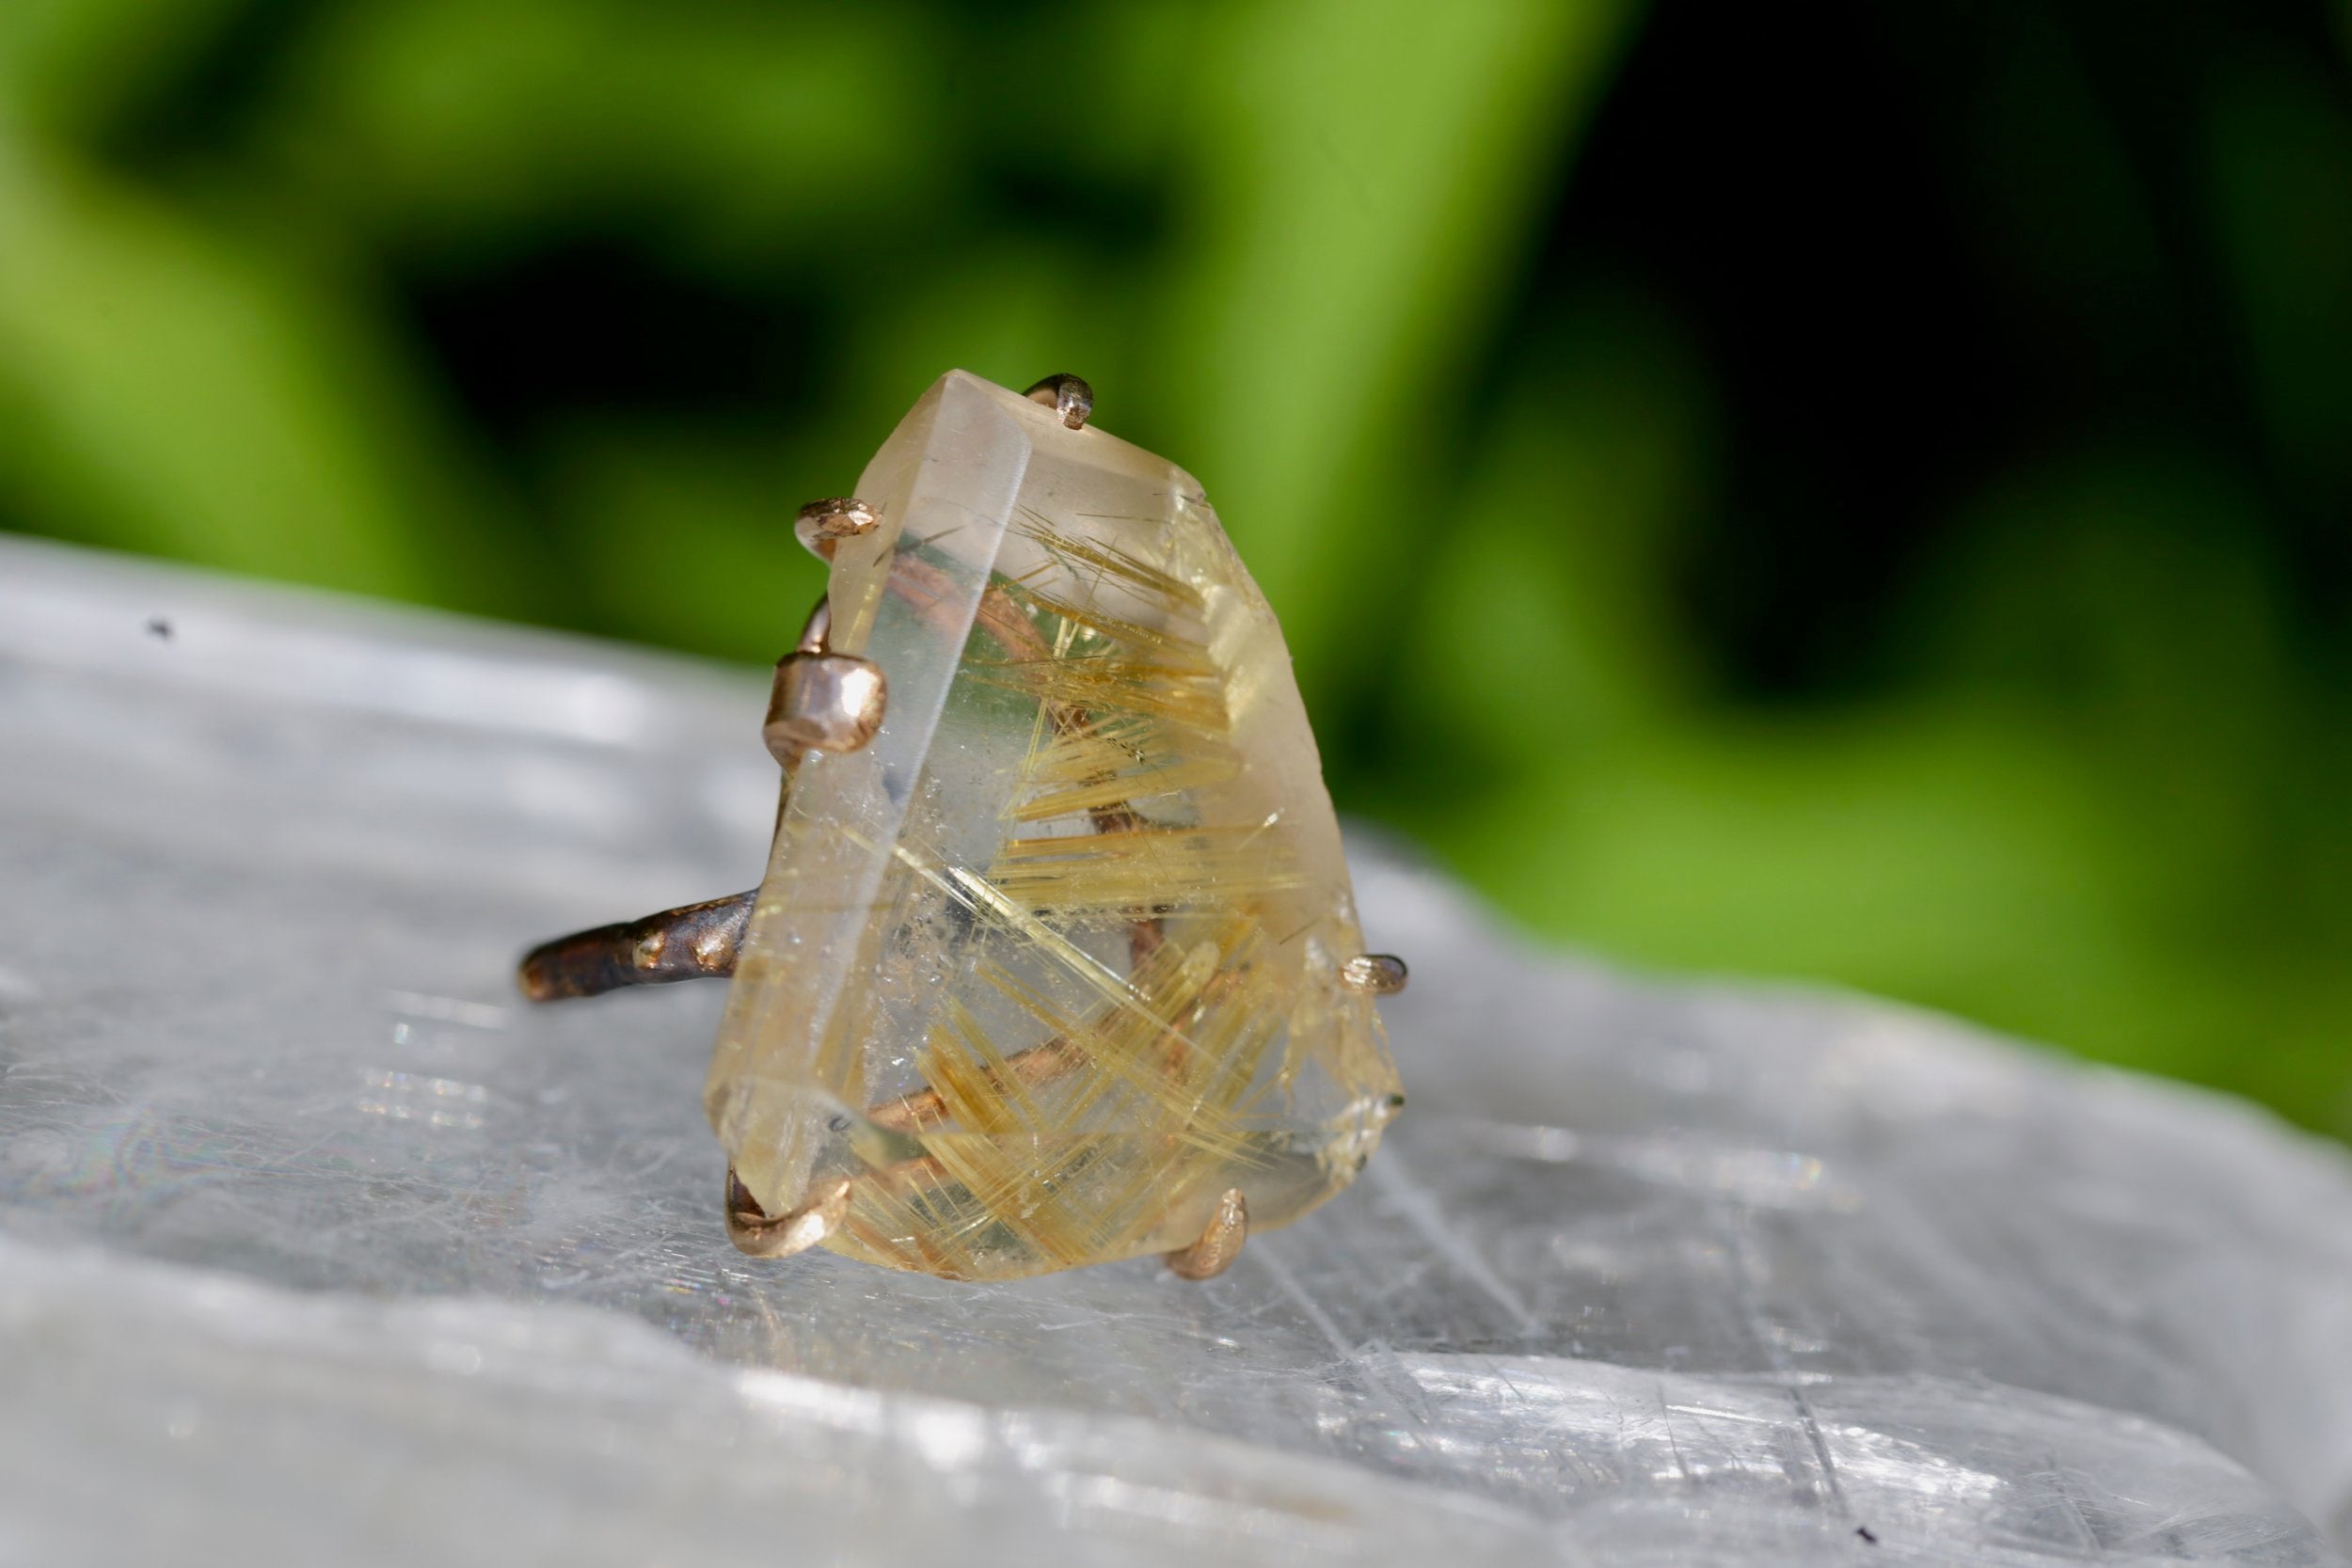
[765,652,886,760]
[516,890,755,1001]
[1340,954,1408,995]
[793,498,879,560]
[1165,1188,1248,1281]
[764,594,887,762]
[1024,373,1093,431]
[726,1167,851,1259]
[795,593,835,656]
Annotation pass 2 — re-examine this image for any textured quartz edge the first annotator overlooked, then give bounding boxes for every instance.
[1360,842,2352,1542]
[0,1233,1549,1568]
[3,1230,2335,1568]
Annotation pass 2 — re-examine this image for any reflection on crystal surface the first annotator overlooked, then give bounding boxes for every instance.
[3,534,2350,1565]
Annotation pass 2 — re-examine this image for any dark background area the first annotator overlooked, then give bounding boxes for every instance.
[4,0,2347,1133]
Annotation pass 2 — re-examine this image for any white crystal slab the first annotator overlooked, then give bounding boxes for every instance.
[2,533,2349,1566]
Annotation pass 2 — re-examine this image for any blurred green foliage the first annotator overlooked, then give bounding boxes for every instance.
[3,1,2348,1133]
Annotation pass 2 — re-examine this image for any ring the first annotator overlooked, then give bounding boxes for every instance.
[519,371,1407,1281]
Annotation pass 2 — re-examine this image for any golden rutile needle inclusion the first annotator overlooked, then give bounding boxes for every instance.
[705,371,1402,1280]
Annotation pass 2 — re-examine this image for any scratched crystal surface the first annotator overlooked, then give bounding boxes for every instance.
[710,372,1398,1277]
[3,533,2352,1567]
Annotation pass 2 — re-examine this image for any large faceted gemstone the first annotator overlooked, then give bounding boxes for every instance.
[705,372,1402,1279]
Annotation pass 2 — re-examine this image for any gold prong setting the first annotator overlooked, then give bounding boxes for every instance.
[764,653,886,760]
[1023,372,1094,431]
[726,1166,851,1259]
[793,497,880,559]
[1340,954,1408,995]
[1164,1188,1249,1280]
[763,591,887,762]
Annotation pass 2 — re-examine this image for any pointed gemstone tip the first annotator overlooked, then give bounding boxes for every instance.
[705,372,1401,1279]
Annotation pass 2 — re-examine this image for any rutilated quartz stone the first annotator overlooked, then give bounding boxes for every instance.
[705,372,1402,1280]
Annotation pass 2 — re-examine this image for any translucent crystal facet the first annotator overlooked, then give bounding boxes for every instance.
[703,372,1402,1279]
